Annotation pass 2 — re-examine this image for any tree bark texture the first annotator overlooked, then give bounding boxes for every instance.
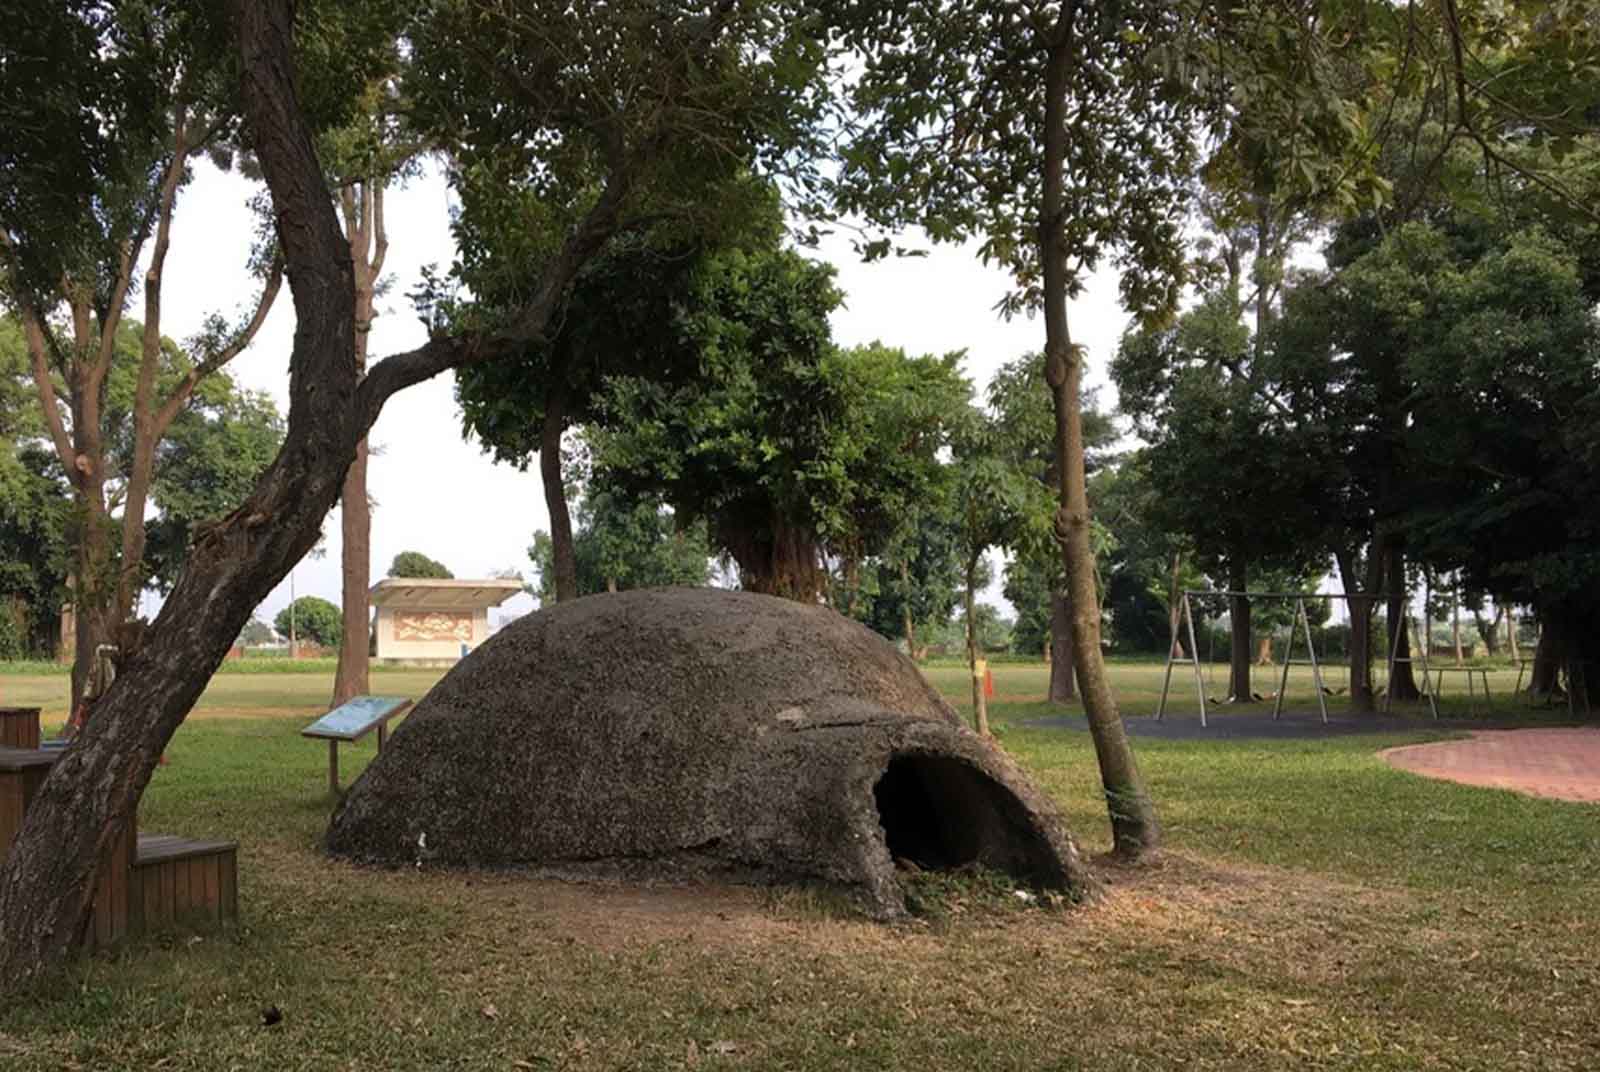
[722,519,824,601]
[1385,545,1421,701]
[965,559,989,736]
[899,559,918,661]
[1528,616,1563,697]
[1048,589,1076,703]
[542,373,579,603]
[333,181,385,706]
[1228,566,1252,702]
[1039,32,1158,859]
[0,0,632,990]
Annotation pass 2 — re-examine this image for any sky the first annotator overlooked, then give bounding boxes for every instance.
[148,160,1138,631]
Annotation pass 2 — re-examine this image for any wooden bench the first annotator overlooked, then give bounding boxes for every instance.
[0,707,238,949]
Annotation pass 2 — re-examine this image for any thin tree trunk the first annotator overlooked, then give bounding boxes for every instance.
[1507,606,1521,662]
[899,559,917,661]
[965,558,989,736]
[333,181,384,707]
[1040,30,1157,858]
[1386,545,1421,701]
[542,373,578,603]
[1048,589,1076,703]
[1336,547,1380,713]
[1228,564,1252,701]
[1452,590,1464,665]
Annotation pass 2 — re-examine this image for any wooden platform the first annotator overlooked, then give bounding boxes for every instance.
[0,714,239,949]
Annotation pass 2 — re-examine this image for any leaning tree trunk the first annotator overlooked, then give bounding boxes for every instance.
[0,0,633,989]
[1228,564,1252,702]
[541,372,578,603]
[1385,545,1421,701]
[1039,31,1158,858]
[1048,589,1076,703]
[965,559,989,736]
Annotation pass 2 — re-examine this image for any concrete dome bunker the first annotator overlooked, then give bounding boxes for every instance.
[326,588,1093,915]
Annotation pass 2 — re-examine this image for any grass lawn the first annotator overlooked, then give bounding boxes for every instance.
[1,660,1596,1070]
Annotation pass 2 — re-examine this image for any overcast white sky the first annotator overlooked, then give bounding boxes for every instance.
[148,160,1136,630]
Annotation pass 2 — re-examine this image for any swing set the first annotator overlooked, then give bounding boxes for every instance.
[1157,590,1427,726]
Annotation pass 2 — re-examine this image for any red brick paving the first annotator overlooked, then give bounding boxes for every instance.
[1381,728,1600,803]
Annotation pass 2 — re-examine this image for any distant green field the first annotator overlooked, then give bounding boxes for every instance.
[1,655,1545,726]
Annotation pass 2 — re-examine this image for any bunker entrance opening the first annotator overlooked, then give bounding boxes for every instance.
[873,753,1046,875]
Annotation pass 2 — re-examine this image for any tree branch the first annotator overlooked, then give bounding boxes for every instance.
[21,311,78,480]
[153,259,285,439]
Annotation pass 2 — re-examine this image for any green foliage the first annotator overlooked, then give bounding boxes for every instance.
[832,2,1198,315]
[413,0,836,338]
[274,596,342,650]
[526,484,711,605]
[236,617,275,648]
[144,375,284,592]
[952,601,1013,655]
[586,248,973,598]
[1114,290,1329,592]
[388,551,453,580]
[456,189,785,470]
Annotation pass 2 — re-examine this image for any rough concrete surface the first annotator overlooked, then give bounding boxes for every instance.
[327,588,1091,915]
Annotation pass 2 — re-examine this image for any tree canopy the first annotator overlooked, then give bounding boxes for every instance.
[274,596,342,650]
[388,551,453,580]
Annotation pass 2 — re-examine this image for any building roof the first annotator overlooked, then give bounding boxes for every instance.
[369,577,523,611]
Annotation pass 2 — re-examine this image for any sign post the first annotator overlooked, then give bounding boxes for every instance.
[301,695,412,794]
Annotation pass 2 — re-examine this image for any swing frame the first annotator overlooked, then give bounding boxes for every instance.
[1158,591,1391,726]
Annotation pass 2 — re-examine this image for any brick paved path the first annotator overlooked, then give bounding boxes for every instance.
[1382,728,1600,803]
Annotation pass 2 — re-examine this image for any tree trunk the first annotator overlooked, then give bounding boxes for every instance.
[1507,606,1520,662]
[724,519,824,601]
[333,181,384,707]
[1228,565,1252,701]
[1528,616,1563,697]
[965,559,989,736]
[1348,595,1374,712]
[68,460,113,718]
[542,373,578,603]
[1039,31,1157,859]
[1452,593,1464,665]
[899,559,917,662]
[1048,589,1076,703]
[1385,545,1421,701]
[0,1,633,989]
[1474,606,1500,657]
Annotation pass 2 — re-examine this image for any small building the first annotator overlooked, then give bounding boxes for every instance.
[370,578,523,665]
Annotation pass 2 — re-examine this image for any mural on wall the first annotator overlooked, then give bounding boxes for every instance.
[394,611,473,643]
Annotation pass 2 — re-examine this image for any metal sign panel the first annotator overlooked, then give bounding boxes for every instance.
[301,696,412,741]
